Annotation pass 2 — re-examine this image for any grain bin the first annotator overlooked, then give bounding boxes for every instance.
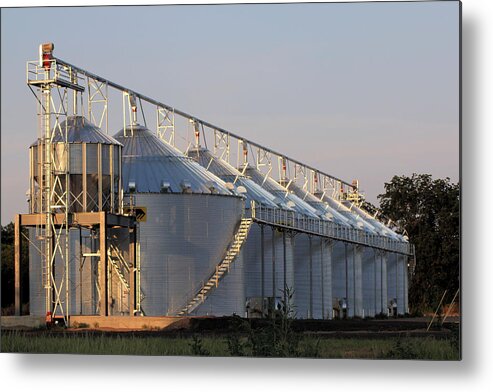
[28,116,123,316]
[114,125,244,316]
[312,193,381,318]
[29,115,122,214]
[280,181,338,319]
[243,167,329,318]
[342,201,408,316]
[188,148,294,316]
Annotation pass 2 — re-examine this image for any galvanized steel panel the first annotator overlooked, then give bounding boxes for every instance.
[69,144,83,174]
[29,226,132,317]
[242,223,294,312]
[86,144,99,174]
[30,116,122,146]
[244,167,320,218]
[386,252,399,315]
[362,247,378,317]
[188,148,280,208]
[135,193,243,316]
[114,126,234,195]
[342,202,403,240]
[288,181,351,226]
[194,252,246,317]
[319,194,379,233]
[330,243,363,318]
[28,228,44,316]
[293,234,332,319]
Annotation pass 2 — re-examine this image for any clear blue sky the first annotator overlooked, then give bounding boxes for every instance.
[1,2,460,225]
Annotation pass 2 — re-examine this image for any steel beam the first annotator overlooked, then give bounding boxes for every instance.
[99,212,108,316]
[18,212,134,229]
[129,226,136,316]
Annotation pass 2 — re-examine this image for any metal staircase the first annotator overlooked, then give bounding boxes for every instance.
[108,243,130,291]
[177,218,253,316]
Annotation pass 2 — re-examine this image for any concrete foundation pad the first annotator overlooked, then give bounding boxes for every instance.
[68,316,191,331]
[1,316,45,329]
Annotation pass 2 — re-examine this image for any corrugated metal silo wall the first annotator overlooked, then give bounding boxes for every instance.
[29,228,43,316]
[292,234,332,319]
[29,227,100,316]
[380,252,388,314]
[330,242,363,318]
[353,246,364,317]
[369,250,388,316]
[242,223,294,310]
[362,247,380,317]
[194,253,245,317]
[243,223,262,301]
[135,193,243,316]
[403,254,409,313]
[331,241,347,318]
[72,228,99,316]
[397,254,408,314]
[386,252,407,315]
[265,229,294,306]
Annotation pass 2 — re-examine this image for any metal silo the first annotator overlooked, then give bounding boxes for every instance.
[114,126,244,316]
[28,116,123,316]
[342,202,408,316]
[243,167,326,318]
[386,252,408,316]
[188,148,294,317]
[284,181,360,319]
[29,115,122,214]
[312,193,379,318]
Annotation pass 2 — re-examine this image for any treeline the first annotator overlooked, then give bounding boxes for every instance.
[378,174,460,313]
[1,223,29,312]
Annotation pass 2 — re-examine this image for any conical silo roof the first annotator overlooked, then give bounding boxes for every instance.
[243,166,321,218]
[342,201,404,240]
[30,115,122,146]
[113,125,234,195]
[283,180,352,227]
[315,192,379,233]
[188,148,279,208]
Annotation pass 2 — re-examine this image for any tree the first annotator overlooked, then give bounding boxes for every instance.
[1,222,30,312]
[378,174,459,313]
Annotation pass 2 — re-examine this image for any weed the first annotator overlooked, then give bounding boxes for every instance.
[247,286,304,357]
[300,338,321,358]
[190,335,210,356]
[383,337,420,359]
[1,330,459,359]
[226,314,248,356]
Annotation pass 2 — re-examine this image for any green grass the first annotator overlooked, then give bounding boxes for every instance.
[0,331,460,359]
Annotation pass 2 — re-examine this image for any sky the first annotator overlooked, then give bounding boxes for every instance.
[0,1,460,225]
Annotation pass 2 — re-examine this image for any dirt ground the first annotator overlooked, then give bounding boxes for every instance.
[1,315,460,340]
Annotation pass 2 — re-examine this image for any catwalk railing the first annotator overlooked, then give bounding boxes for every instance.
[249,202,414,256]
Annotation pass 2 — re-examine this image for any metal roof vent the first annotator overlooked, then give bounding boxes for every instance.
[160,181,171,193]
[206,181,219,194]
[181,180,192,194]
[286,200,296,209]
[224,182,235,191]
[236,185,247,194]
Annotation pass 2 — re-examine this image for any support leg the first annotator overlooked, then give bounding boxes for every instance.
[99,212,108,316]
